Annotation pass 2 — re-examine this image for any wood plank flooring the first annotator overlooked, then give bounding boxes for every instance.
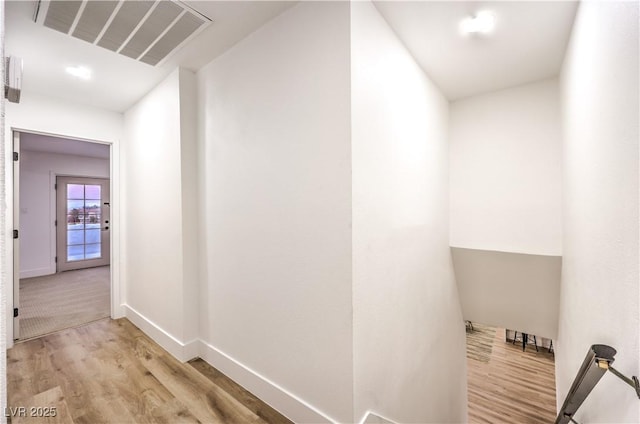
[6,318,292,424]
[9,316,557,424]
[467,326,557,423]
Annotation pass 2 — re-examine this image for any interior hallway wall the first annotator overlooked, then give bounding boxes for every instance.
[19,149,109,278]
[448,78,563,341]
[197,2,353,422]
[452,247,561,338]
[351,2,467,422]
[123,68,198,361]
[556,1,639,421]
[450,78,562,256]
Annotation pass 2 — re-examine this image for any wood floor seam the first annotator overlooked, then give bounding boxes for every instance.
[467,325,557,423]
[7,318,292,424]
[9,317,556,423]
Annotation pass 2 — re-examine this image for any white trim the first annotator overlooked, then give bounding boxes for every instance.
[123,304,197,362]
[198,339,336,424]
[12,131,20,346]
[7,128,121,346]
[104,309,335,423]
[10,128,113,146]
[183,337,199,360]
[357,411,396,424]
[109,142,124,319]
[19,267,53,279]
[49,171,56,275]
[6,128,15,349]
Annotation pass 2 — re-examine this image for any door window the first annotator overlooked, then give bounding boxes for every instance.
[65,184,102,261]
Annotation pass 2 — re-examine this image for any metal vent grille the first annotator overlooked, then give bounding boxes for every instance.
[44,1,82,33]
[97,1,155,52]
[140,12,203,65]
[72,1,119,43]
[120,1,182,59]
[37,0,211,66]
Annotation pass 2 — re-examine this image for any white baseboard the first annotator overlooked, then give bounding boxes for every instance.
[358,411,396,424]
[123,304,198,362]
[112,303,126,319]
[20,267,53,279]
[120,307,335,422]
[198,340,335,423]
[184,337,199,360]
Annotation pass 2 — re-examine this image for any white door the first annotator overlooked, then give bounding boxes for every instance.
[56,177,110,271]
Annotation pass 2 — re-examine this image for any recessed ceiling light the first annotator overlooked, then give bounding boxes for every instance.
[65,66,92,80]
[460,11,496,35]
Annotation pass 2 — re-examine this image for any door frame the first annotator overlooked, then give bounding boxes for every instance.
[11,128,121,342]
[12,131,20,340]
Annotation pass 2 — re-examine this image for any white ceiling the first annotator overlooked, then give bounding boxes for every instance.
[373,1,579,100]
[5,1,296,112]
[6,1,578,111]
[20,132,111,159]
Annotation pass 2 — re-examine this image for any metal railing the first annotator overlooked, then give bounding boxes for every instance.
[555,344,640,424]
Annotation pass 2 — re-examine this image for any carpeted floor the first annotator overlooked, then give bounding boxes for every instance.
[19,266,110,340]
[466,322,496,362]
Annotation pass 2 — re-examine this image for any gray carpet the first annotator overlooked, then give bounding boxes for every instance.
[19,266,110,340]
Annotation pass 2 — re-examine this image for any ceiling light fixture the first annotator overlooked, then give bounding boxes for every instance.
[65,65,91,80]
[460,11,496,35]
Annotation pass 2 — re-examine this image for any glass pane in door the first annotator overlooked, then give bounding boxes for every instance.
[65,184,102,262]
[67,184,84,199]
[67,245,84,261]
[85,244,101,259]
[85,185,101,200]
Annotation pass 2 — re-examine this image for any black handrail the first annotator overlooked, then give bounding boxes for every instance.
[555,344,640,424]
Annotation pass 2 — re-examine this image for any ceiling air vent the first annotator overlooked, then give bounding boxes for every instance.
[35,0,212,67]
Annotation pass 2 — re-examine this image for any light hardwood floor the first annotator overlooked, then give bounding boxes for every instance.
[7,318,292,424]
[8,317,557,424]
[467,326,557,424]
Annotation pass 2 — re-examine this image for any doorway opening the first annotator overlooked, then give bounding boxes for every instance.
[13,130,112,341]
[464,321,556,423]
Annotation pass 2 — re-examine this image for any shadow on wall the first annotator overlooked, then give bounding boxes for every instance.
[360,411,396,424]
[452,247,562,339]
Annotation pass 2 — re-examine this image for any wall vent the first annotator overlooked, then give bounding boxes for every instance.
[35,0,212,67]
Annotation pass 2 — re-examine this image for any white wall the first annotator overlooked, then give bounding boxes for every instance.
[197,3,353,422]
[4,91,123,347]
[19,150,109,278]
[351,2,466,422]
[123,68,198,361]
[450,79,562,256]
[5,93,123,143]
[451,247,561,338]
[179,70,199,347]
[557,1,639,421]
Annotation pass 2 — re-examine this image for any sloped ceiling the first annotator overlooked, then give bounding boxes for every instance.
[5,1,578,111]
[373,1,578,100]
